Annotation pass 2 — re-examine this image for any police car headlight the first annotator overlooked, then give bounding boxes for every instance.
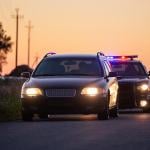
[22,88,43,97]
[81,87,103,96]
[137,84,149,91]
[140,100,148,107]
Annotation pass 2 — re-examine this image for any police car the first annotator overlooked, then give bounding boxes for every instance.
[21,52,119,121]
[107,55,150,112]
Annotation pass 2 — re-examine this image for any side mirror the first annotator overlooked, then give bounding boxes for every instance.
[21,72,30,78]
[108,71,117,77]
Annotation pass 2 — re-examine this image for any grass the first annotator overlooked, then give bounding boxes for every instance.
[0,77,26,121]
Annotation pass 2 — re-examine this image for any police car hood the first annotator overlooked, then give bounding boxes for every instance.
[26,76,105,88]
[118,76,149,83]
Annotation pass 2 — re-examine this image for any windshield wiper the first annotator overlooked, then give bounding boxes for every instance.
[65,73,99,76]
[33,73,100,77]
[33,74,58,77]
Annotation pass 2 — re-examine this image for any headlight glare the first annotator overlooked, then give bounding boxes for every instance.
[23,88,43,96]
[81,87,102,96]
[140,100,148,107]
[138,84,149,91]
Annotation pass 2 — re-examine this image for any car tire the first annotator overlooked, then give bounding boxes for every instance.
[109,106,118,118]
[97,107,109,120]
[142,108,150,113]
[97,95,110,120]
[22,110,33,121]
[39,113,48,119]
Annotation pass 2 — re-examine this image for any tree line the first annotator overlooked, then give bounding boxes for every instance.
[0,22,12,74]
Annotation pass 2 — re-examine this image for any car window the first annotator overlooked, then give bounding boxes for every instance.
[33,57,103,76]
[110,61,147,76]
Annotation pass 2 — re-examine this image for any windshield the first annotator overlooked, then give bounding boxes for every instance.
[110,61,147,77]
[33,57,103,77]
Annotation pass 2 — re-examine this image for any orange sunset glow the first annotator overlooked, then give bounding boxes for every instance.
[0,0,150,74]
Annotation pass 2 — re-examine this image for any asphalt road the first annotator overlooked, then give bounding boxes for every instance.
[0,113,150,150]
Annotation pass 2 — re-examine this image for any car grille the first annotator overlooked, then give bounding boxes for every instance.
[45,89,76,97]
[118,83,136,108]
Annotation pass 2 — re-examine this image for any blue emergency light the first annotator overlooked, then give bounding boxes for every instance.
[106,55,138,60]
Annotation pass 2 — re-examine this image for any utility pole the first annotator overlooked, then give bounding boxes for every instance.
[26,21,33,66]
[12,8,23,68]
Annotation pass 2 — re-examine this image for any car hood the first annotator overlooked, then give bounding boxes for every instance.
[25,76,105,89]
[118,76,149,84]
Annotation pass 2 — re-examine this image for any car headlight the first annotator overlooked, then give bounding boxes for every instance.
[22,88,43,97]
[140,100,148,107]
[81,87,103,96]
[137,84,149,91]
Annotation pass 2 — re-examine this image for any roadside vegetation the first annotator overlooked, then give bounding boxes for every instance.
[0,22,32,121]
[0,22,12,74]
[0,77,25,121]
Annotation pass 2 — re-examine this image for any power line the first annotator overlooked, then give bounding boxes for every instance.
[12,8,23,68]
[25,21,33,67]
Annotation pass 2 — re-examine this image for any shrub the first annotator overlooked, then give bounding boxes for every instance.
[0,77,26,121]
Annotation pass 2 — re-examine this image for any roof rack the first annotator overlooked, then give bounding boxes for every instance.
[43,52,56,58]
[106,55,138,60]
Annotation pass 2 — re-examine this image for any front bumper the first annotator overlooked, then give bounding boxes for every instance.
[21,95,107,114]
[136,94,150,109]
[118,82,150,109]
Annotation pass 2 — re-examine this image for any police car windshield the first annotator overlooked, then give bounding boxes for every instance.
[33,57,103,77]
[110,61,147,77]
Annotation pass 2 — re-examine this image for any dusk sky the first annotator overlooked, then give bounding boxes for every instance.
[0,0,150,74]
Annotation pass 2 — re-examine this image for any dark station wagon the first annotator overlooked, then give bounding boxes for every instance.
[21,52,119,121]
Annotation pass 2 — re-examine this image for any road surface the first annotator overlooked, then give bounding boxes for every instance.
[0,113,150,150]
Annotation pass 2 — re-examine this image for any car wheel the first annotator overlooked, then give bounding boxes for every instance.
[142,108,150,113]
[97,107,109,120]
[109,105,118,118]
[97,95,110,120]
[22,110,33,121]
[39,113,48,119]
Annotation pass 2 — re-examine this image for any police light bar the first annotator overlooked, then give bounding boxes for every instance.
[43,52,56,58]
[106,55,138,60]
